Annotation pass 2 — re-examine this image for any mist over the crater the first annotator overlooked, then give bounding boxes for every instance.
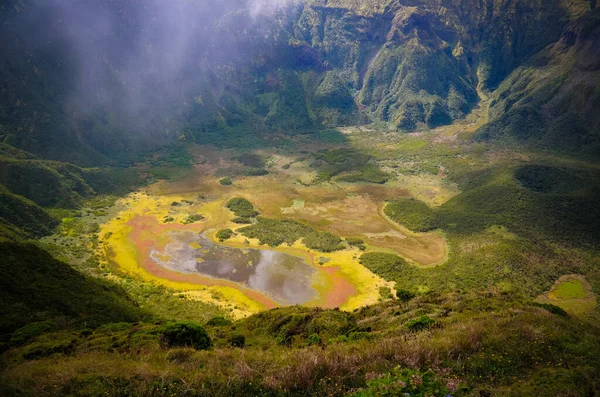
[3,0,302,147]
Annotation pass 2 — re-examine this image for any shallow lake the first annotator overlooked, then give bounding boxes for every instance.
[150,232,318,304]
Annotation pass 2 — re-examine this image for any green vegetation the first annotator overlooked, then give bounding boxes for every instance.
[406,316,436,332]
[206,316,233,327]
[219,177,233,186]
[160,322,211,350]
[313,148,390,184]
[530,302,569,317]
[359,252,414,282]
[232,216,253,224]
[239,218,343,252]
[0,242,145,338]
[385,199,437,232]
[2,2,600,395]
[396,289,415,302]
[182,214,205,224]
[346,237,366,250]
[9,321,57,346]
[2,291,598,395]
[353,367,462,397]
[554,280,586,299]
[216,229,234,242]
[226,197,259,218]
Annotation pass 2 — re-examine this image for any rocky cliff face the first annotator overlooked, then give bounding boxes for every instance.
[479,7,600,156]
[0,0,598,163]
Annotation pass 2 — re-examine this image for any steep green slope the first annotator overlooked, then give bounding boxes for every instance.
[0,186,58,239]
[0,242,145,339]
[479,8,600,156]
[2,0,598,159]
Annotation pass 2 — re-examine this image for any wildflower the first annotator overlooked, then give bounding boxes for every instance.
[410,374,423,387]
[446,379,459,392]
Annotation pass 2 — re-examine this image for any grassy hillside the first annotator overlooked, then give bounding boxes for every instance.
[0,290,598,396]
[0,242,146,340]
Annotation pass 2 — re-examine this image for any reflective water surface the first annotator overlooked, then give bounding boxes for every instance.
[150,232,317,304]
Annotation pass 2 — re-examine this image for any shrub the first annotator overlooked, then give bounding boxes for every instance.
[396,289,416,302]
[233,153,265,168]
[10,320,57,346]
[348,331,372,341]
[353,367,460,397]
[182,214,204,224]
[160,321,211,350]
[232,216,252,224]
[229,334,245,348]
[238,217,344,251]
[216,229,234,242]
[219,177,233,186]
[359,252,414,281]
[307,333,322,345]
[303,231,343,252]
[346,238,364,246]
[226,197,259,218]
[206,316,232,326]
[406,316,435,332]
[384,199,437,232]
[379,287,394,301]
[242,168,269,176]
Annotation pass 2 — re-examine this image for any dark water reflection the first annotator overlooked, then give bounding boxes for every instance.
[150,232,317,304]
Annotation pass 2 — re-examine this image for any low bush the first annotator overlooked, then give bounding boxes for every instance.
[229,334,245,348]
[396,289,416,302]
[353,367,462,397]
[216,229,234,242]
[219,177,232,186]
[10,321,57,346]
[226,197,259,218]
[359,252,414,281]
[160,321,211,350]
[182,214,204,224]
[206,316,232,327]
[406,316,435,332]
[232,217,252,224]
[239,218,343,252]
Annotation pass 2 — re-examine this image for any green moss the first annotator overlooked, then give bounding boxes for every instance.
[553,280,586,299]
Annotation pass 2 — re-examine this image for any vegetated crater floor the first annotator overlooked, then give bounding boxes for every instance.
[98,144,453,317]
[536,274,597,316]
